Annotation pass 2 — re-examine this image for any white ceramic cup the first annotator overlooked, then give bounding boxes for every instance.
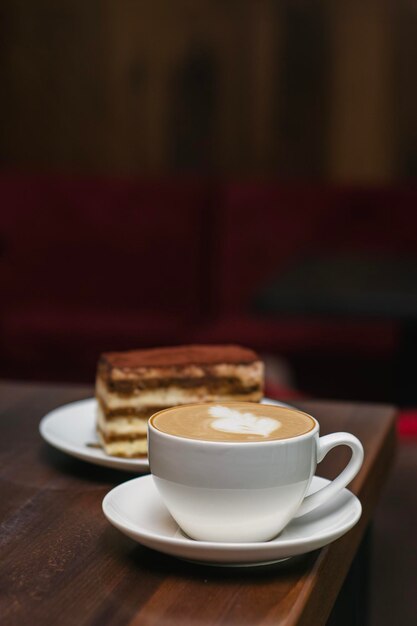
[148,405,364,543]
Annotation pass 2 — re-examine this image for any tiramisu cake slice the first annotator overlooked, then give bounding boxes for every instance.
[96,344,264,457]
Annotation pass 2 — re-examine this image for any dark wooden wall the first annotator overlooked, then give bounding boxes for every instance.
[0,0,415,180]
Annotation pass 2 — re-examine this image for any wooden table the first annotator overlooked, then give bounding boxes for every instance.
[0,381,397,626]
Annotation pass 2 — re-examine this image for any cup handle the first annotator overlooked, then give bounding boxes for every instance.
[293,432,364,518]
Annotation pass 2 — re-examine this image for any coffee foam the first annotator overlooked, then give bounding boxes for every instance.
[208,405,281,437]
[151,402,315,442]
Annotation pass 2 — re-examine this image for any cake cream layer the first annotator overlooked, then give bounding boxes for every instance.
[97,431,147,458]
[97,405,148,437]
[97,377,262,411]
[99,361,263,391]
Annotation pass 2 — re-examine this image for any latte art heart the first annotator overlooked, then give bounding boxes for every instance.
[209,405,281,437]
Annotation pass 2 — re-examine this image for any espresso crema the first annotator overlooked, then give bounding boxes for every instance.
[150,402,315,442]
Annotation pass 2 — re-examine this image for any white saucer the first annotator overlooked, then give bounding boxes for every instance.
[39,397,287,473]
[102,475,362,566]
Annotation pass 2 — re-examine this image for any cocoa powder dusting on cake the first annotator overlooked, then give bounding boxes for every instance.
[101,345,260,369]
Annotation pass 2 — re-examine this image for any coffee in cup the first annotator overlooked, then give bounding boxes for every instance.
[151,402,315,442]
[148,402,364,542]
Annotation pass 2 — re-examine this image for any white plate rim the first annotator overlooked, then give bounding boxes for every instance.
[39,397,290,472]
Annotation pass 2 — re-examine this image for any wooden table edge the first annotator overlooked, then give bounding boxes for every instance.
[283,401,398,626]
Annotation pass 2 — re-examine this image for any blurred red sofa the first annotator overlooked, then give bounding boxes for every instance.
[0,173,409,392]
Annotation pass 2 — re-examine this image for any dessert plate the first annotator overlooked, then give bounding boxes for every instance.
[102,475,362,566]
[39,397,287,473]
